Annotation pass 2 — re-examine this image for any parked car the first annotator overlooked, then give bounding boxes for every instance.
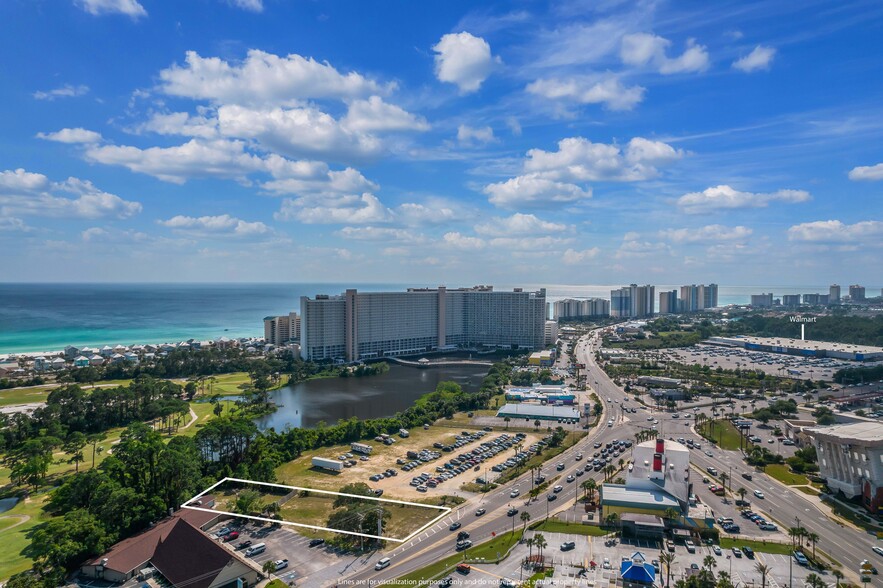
[450,522,462,531]
[561,541,576,551]
[309,538,325,547]
[273,559,289,571]
[754,490,765,499]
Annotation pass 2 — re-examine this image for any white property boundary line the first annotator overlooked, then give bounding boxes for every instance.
[181,476,452,543]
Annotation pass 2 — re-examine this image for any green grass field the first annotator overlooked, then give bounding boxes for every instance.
[0,494,56,580]
[719,537,792,555]
[795,486,820,496]
[528,519,610,536]
[764,464,809,486]
[699,420,752,451]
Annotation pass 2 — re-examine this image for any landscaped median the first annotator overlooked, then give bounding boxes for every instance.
[528,519,611,536]
[397,528,524,584]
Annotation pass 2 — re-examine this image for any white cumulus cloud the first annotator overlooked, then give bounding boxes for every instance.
[443,232,486,249]
[526,76,645,111]
[217,104,382,162]
[227,0,262,12]
[457,125,496,145]
[659,224,753,243]
[76,0,146,18]
[474,213,567,237]
[732,45,776,72]
[158,214,269,237]
[36,128,103,144]
[621,33,709,74]
[787,220,883,242]
[276,193,392,224]
[523,137,683,182]
[0,168,141,219]
[33,84,90,101]
[848,163,883,181]
[562,248,600,265]
[677,185,810,214]
[341,96,429,133]
[483,174,591,209]
[432,32,500,93]
[138,111,219,139]
[158,49,387,106]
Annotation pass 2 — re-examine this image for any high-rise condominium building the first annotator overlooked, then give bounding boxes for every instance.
[829,284,841,303]
[611,284,654,318]
[263,312,300,345]
[678,284,718,312]
[802,293,829,305]
[552,298,610,319]
[850,284,866,301]
[750,293,774,307]
[299,286,546,362]
[659,290,678,314]
[782,294,802,307]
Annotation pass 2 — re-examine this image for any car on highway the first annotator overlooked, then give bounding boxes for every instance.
[873,546,883,557]
[753,490,765,499]
[576,453,583,461]
[705,450,713,457]
[450,522,461,531]
[554,485,563,493]
[566,474,575,482]
[507,508,519,516]
[273,559,289,571]
[547,493,557,501]
[475,508,486,516]
[556,462,565,471]
[455,539,472,551]
[510,488,520,498]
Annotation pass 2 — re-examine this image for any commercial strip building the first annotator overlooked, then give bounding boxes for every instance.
[706,335,883,361]
[504,384,575,405]
[600,439,713,531]
[495,403,581,422]
[299,286,546,362]
[807,422,883,514]
[529,349,555,367]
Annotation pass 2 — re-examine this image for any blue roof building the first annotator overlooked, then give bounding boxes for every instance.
[620,552,656,587]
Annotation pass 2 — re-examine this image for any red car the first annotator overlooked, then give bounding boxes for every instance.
[224,531,240,542]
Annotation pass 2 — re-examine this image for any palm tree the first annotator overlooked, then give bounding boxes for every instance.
[504,416,511,430]
[719,471,729,494]
[805,573,826,588]
[788,527,800,548]
[716,571,733,588]
[662,508,680,527]
[534,419,541,430]
[534,533,547,566]
[604,464,616,481]
[659,551,677,588]
[618,458,625,470]
[736,487,747,505]
[526,536,536,562]
[583,478,597,503]
[832,569,844,588]
[754,562,770,588]
[262,560,277,577]
[521,510,532,532]
[806,531,819,560]
[703,555,717,572]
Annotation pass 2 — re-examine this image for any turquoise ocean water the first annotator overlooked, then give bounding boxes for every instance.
[0,283,869,354]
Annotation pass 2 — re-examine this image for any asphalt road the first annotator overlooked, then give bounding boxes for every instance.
[339,329,879,586]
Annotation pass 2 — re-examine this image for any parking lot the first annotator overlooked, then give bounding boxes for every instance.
[428,530,829,587]
[205,518,376,587]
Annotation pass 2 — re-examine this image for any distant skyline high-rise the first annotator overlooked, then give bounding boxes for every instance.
[850,285,866,301]
[830,284,841,303]
[659,290,678,314]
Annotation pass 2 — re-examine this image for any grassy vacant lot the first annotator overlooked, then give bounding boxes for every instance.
[398,528,524,583]
[719,537,792,555]
[699,420,751,451]
[764,464,809,486]
[529,519,610,536]
[213,481,445,541]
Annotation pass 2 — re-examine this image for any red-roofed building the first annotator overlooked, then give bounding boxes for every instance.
[80,498,260,588]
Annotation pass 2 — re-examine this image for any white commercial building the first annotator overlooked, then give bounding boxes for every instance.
[808,422,883,514]
[300,286,546,362]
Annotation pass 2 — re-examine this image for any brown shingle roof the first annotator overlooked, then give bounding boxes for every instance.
[84,501,219,575]
[151,519,234,588]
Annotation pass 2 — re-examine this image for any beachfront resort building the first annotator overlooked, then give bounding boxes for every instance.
[807,422,883,514]
[263,312,300,345]
[299,286,546,362]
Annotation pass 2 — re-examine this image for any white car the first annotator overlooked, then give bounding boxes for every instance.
[553,485,563,493]
[510,488,520,498]
[754,490,765,499]
[273,559,289,571]
[603,557,611,569]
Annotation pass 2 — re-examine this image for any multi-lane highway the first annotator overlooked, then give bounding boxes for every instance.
[339,329,878,585]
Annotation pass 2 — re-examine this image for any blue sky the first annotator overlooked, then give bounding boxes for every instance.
[1,0,882,286]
